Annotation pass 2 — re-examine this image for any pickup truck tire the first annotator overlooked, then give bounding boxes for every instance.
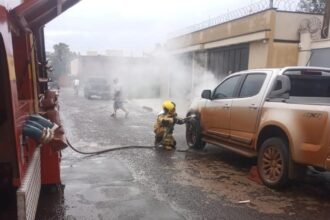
[258,137,289,189]
[186,117,205,149]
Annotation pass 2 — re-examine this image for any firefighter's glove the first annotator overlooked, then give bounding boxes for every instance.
[176,118,186,125]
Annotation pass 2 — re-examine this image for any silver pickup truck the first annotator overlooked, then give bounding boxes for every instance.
[186,67,330,189]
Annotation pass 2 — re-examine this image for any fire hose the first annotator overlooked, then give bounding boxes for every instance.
[66,138,189,155]
[66,138,156,155]
[23,114,193,155]
[65,115,196,155]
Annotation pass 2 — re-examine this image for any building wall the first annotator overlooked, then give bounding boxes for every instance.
[270,42,299,67]
[167,10,274,50]
[70,58,79,76]
[275,12,323,68]
[248,41,269,69]
[168,10,320,68]
[297,16,326,66]
[274,12,323,41]
[165,10,324,99]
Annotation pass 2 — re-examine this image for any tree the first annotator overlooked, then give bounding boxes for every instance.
[298,0,326,13]
[47,43,76,80]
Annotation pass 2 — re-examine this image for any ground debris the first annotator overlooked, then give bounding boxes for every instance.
[238,200,250,204]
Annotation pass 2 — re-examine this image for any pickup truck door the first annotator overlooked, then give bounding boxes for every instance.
[201,75,242,139]
[230,72,271,147]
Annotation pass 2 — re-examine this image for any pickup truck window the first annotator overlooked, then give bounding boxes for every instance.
[239,73,266,98]
[213,75,241,99]
[289,75,330,97]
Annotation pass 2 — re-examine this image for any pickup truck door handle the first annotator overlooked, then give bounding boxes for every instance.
[223,104,230,109]
[249,104,258,110]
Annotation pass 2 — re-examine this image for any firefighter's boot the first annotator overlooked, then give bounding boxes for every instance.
[164,145,172,150]
[163,133,175,150]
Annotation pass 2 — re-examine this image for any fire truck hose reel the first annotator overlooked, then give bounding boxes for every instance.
[23,114,58,144]
[23,124,44,142]
[28,114,56,129]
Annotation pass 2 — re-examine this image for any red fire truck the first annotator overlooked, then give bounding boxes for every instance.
[0,1,79,219]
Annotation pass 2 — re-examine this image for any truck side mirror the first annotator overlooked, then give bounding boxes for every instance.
[268,75,291,99]
[201,90,212,99]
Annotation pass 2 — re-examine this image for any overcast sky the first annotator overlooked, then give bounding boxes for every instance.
[44,0,273,54]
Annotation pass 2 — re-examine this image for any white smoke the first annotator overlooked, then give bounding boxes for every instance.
[75,45,223,115]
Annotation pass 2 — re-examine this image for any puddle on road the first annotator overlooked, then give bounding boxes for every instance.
[172,157,329,215]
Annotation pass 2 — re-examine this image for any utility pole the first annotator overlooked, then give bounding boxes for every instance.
[322,0,330,38]
[269,0,274,8]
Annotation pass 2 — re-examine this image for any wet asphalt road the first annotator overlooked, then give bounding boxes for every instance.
[36,88,330,220]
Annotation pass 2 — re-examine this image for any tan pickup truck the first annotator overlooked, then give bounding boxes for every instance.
[186,67,330,189]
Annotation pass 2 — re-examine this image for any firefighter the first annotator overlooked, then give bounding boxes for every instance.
[154,100,186,150]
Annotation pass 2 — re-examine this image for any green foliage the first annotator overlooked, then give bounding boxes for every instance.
[298,0,326,13]
[47,43,76,80]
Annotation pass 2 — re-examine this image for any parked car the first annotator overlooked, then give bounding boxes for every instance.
[84,77,111,99]
[186,66,330,189]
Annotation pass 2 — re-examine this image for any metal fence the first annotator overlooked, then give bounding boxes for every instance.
[170,0,321,38]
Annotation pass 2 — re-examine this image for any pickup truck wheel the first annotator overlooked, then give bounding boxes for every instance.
[186,117,205,149]
[258,137,289,189]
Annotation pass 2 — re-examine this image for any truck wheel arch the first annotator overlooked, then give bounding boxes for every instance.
[256,125,305,184]
[256,125,290,152]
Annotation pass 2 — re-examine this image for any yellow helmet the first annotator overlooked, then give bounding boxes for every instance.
[162,100,175,112]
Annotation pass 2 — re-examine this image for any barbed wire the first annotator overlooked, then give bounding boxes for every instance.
[169,0,320,38]
[274,0,301,11]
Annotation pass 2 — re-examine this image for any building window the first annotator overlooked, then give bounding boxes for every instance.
[208,44,249,79]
